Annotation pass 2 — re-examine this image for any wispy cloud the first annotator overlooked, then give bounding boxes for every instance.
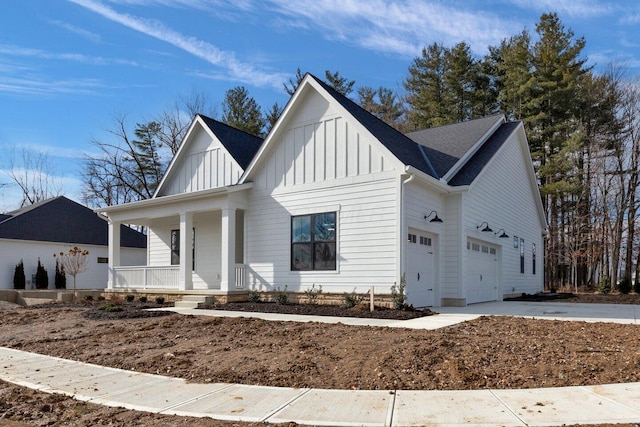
[504,0,613,18]
[0,43,138,67]
[68,0,289,88]
[48,19,102,43]
[262,0,516,57]
[0,75,110,96]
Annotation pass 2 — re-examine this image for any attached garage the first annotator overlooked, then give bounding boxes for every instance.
[406,230,436,307]
[466,239,498,304]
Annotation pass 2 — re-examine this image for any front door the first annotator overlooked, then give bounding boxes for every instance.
[406,231,435,307]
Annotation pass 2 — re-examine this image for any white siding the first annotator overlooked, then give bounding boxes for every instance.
[254,93,394,192]
[0,239,145,290]
[147,213,223,289]
[160,125,243,196]
[246,175,399,294]
[441,193,464,300]
[463,130,544,298]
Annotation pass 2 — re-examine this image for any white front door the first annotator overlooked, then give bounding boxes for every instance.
[467,239,498,304]
[406,231,435,307]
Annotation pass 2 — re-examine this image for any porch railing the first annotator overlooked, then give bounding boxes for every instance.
[114,266,180,290]
[235,264,247,289]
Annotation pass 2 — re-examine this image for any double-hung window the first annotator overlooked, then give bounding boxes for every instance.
[170,228,196,271]
[291,212,336,271]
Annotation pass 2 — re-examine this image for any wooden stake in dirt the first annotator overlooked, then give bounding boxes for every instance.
[370,286,374,312]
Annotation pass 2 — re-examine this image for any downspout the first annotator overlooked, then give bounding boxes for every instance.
[399,171,415,286]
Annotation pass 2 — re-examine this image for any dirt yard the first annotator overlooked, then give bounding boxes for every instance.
[0,294,638,426]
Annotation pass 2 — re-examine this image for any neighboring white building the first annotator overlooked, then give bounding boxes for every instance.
[0,197,146,290]
[98,74,546,306]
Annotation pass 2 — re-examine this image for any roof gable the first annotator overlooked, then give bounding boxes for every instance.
[405,114,504,178]
[0,196,146,248]
[448,121,520,186]
[155,114,263,197]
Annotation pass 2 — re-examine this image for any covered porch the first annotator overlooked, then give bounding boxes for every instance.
[98,185,252,293]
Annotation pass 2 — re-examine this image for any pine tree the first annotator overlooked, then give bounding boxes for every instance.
[324,70,355,96]
[221,86,266,137]
[13,260,25,289]
[35,258,48,289]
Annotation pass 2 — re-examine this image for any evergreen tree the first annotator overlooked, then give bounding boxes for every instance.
[221,86,266,137]
[283,68,305,96]
[265,102,283,133]
[54,257,67,289]
[127,121,165,198]
[13,260,25,290]
[357,86,405,129]
[445,42,477,122]
[404,43,453,129]
[35,258,48,289]
[324,70,355,96]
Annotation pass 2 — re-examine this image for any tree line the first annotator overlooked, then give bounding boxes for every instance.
[7,12,638,292]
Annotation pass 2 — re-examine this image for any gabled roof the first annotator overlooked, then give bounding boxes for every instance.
[197,114,263,169]
[448,121,521,186]
[154,114,263,198]
[312,76,439,179]
[405,114,504,179]
[0,196,146,248]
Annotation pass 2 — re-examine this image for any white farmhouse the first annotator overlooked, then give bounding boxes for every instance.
[0,196,147,290]
[98,74,546,306]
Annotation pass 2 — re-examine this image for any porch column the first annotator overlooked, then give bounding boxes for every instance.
[107,221,121,289]
[179,212,193,290]
[221,208,236,292]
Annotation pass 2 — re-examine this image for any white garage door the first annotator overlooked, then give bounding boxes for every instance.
[467,239,497,304]
[406,231,435,307]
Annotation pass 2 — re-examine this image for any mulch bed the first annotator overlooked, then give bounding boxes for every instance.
[210,301,435,320]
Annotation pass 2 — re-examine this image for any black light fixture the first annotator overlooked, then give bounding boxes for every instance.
[477,221,492,232]
[495,228,509,238]
[424,210,443,223]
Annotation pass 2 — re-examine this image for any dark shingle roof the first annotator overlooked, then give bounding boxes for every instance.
[310,75,439,178]
[405,114,504,178]
[448,122,521,186]
[0,196,146,248]
[198,114,263,169]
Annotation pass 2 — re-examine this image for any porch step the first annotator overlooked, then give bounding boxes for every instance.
[174,295,216,309]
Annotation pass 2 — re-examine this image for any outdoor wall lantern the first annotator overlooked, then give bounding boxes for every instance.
[477,221,493,232]
[495,228,509,238]
[424,210,443,223]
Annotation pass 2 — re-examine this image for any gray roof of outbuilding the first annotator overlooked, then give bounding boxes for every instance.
[197,114,263,169]
[0,196,147,248]
[448,121,521,186]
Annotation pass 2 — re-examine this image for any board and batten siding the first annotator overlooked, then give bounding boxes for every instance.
[463,129,544,297]
[147,213,223,289]
[0,239,145,290]
[441,193,464,300]
[159,125,243,197]
[246,88,402,294]
[246,175,399,294]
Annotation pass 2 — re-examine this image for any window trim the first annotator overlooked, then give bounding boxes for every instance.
[291,211,337,271]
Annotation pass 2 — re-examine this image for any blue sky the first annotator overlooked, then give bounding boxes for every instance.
[1,0,638,211]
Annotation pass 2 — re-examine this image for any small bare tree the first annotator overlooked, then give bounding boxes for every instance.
[55,247,89,290]
[6,148,63,207]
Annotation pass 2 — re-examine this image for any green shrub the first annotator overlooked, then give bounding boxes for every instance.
[54,259,66,289]
[139,296,148,303]
[304,284,323,305]
[247,288,261,303]
[125,294,135,302]
[390,274,408,310]
[274,286,288,305]
[98,303,123,312]
[35,258,48,289]
[618,275,632,294]
[597,275,611,294]
[13,260,25,290]
[155,296,165,305]
[341,289,363,309]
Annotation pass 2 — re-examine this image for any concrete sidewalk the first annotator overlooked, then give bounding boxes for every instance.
[2,301,640,426]
[1,346,639,426]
